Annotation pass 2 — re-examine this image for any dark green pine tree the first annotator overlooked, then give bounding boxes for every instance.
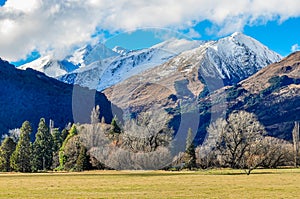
[10,121,32,172]
[184,128,196,170]
[32,118,54,171]
[60,129,69,143]
[52,128,62,152]
[0,137,16,172]
[110,116,121,134]
[76,145,91,171]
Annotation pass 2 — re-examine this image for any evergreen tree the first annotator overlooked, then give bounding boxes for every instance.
[60,129,68,143]
[76,145,90,171]
[52,128,62,152]
[10,121,32,172]
[32,118,54,171]
[184,128,196,170]
[63,135,81,171]
[59,124,77,170]
[0,137,16,171]
[68,124,78,137]
[90,105,100,124]
[110,116,121,134]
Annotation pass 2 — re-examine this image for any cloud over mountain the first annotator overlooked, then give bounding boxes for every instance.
[1,0,300,61]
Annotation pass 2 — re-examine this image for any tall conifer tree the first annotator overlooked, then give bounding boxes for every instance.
[10,121,32,172]
[184,128,196,169]
[32,118,54,171]
[0,137,16,171]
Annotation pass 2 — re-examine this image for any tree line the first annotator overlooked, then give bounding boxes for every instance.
[170,111,299,174]
[0,106,299,174]
[193,111,299,174]
[0,118,90,172]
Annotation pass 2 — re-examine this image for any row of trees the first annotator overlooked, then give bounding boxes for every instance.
[0,118,92,172]
[80,108,174,170]
[0,106,299,174]
[0,120,52,172]
[193,111,299,174]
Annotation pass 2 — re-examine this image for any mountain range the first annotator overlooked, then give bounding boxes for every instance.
[19,43,119,78]
[104,32,281,111]
[59,38,203,91]
[2,32,299,144]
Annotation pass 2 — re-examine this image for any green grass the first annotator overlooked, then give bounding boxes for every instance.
[0,169,300,198]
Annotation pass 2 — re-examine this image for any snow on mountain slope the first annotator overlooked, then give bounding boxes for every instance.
[19,43,119,78]
[158,32,282,86]
[197,32,282,83]
[60,61,107,89]
[112,46,129,55]
[19,55,77,77]
[59,38,203,91]
[66,43,119,67]
[103,32,282,112]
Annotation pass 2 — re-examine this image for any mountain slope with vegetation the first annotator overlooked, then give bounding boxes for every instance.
[197,51,300,142]
[0,58,116,136]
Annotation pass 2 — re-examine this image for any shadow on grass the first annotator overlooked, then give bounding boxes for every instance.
[1,168,299,177]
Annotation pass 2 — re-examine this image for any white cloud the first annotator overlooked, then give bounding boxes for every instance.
[1,0,300,61]
[185,28,201,39]
[291,44,300,52]
[4,0,41,13]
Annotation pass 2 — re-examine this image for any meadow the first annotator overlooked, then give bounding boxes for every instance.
[0,169,299,198]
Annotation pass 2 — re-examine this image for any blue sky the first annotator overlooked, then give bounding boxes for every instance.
[104,18,300,57]
[1,0,300,66]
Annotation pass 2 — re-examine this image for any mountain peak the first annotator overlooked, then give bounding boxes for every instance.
[19,42,119,78]
[112,46,129,55]
[230,31,244,37]
[68,42,118,67]
[0,57,10,65]
[227,32,258,44]
[150,38,202,55]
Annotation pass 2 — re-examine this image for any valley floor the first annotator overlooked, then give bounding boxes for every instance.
[0,169,299,198]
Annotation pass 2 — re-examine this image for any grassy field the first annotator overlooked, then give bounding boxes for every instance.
[0,169,299,198]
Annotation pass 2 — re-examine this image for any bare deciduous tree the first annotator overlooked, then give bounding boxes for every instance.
[260,136,294,168]
[205,111,266,172]
[90,105,100,124]
[121,110,173,153]
[78,109,174,170]
[79,123,111,168]
[79,123,111,150]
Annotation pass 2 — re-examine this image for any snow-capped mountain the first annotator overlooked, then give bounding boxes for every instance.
[112,46,129,55]
[20,33,281,96]
[102,32,282,111]
[19,43,119,78]
[59,38,203,91]
[19,55,73,78]
[66,43,119,67]
[199,32,282,82]
[166,32,282,87]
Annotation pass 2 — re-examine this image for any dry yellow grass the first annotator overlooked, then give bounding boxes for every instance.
[0,169,299,198]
